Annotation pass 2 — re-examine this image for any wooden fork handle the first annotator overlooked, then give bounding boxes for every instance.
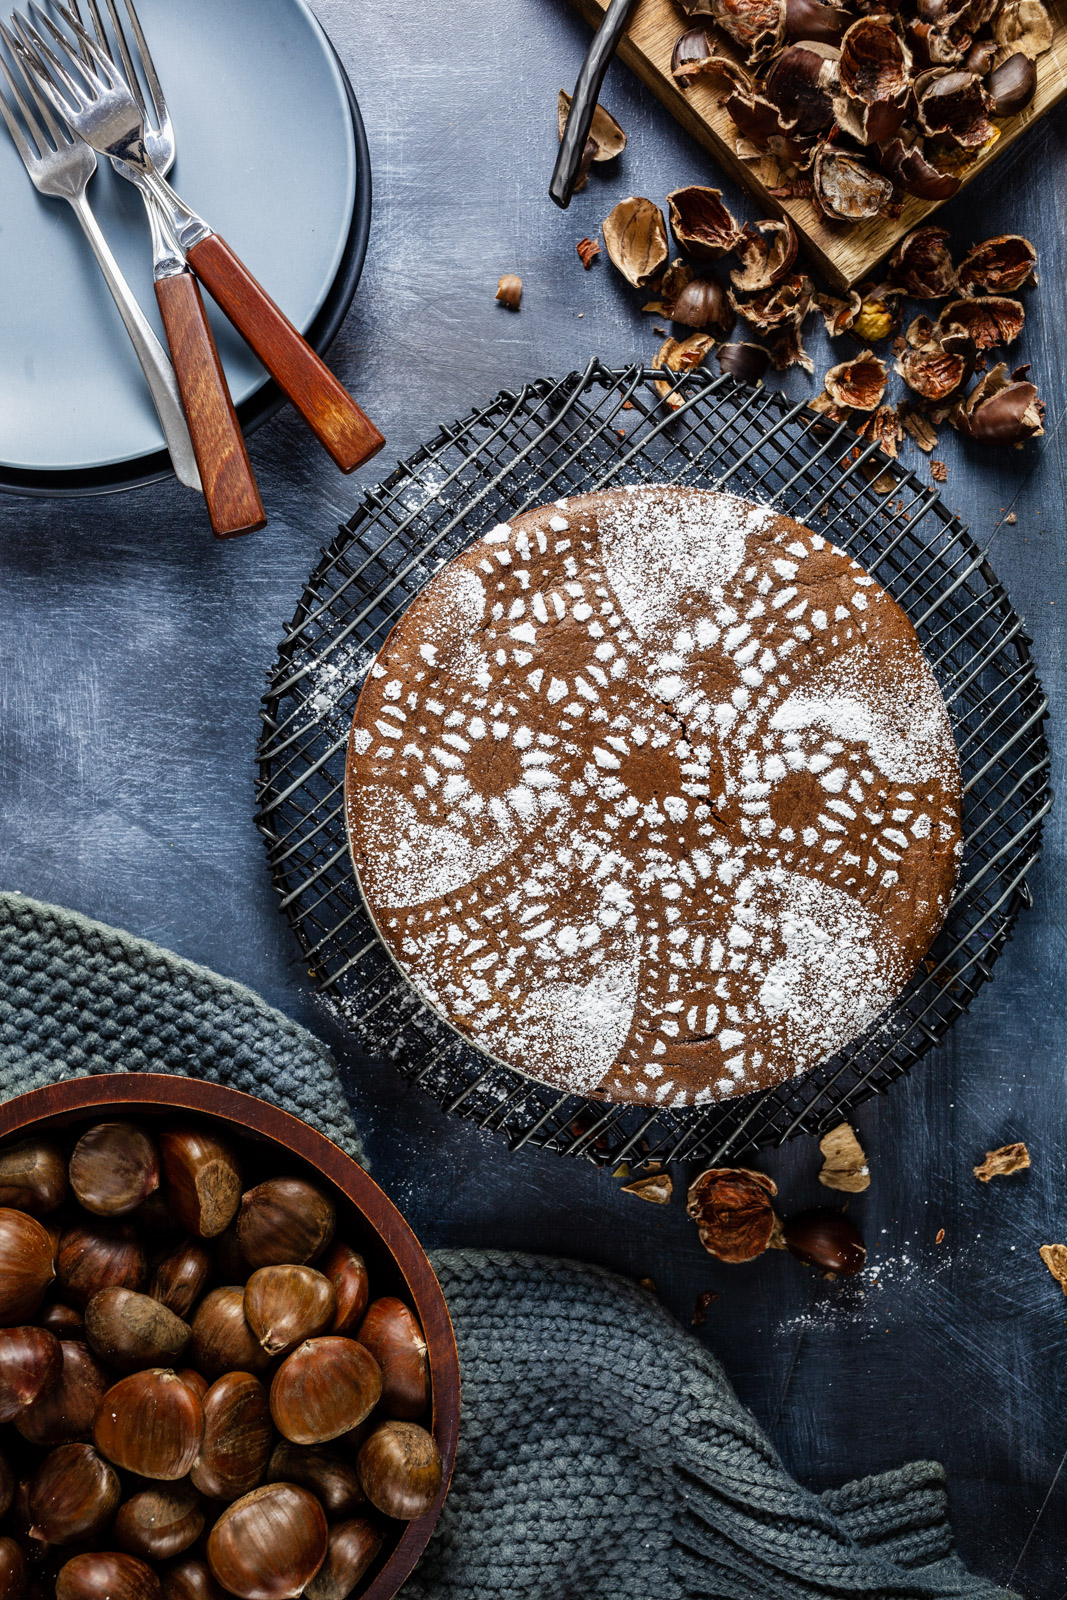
[187,233,385,474]
[155,271,266,539]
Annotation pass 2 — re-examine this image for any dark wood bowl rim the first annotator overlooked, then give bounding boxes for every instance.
[0,1074,459,1600]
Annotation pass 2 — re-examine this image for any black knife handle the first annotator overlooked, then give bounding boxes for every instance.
[550,0,640,210]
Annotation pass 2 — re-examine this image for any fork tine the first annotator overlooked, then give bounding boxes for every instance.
[114,0,162,127]
[9,12,82,120]
[0,55,37,163]
[93,0,146,120]
[2,19,67,147]
[29,0,124,94]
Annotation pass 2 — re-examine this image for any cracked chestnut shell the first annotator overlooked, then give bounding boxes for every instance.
[85,1288,191,1371]
[236,1179,336,1271]
[26,1443,120,1546]
[764,42,839,134]
[207,1483,328,1600]
[729,218,798,293]
[833,16,910,143]
[666,186,741,262]
[160,1131,243,1241]
[356,1299,430,1420]
[916,68,994,146]
[671,26,752,89]
[709,0,786,61]
[94,1369,205,1480]
[888,226,956,298]
[718,341,772,381]
[813,145,894,221]
[602,197,669,289]
[954,362,1045,443]
[686,1167,778,1262]
[824,350,889,411]
[0,1326,62,1422]
[783,1208,866,1275]
[937,295,1024,347]
[993,0,1053,58]
[269,1336,382,1445]
[956,234,1037,295]
[0,1138,68,1214]
[16,1340,109,1446]
[190,1372,273,1502]
[876,134,960,200]
[69,1122,160,1217]
[0,1209,56,1325]
[357,1422,443,1521]
[988,50,1037,114]
[895,322,974,401]
[56,1553,162,1600]
[729,271,812,331]
[302,1517,383,1600]
[784,0,850,43]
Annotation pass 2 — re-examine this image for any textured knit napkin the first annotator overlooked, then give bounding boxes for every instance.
[0,892,1016,1600]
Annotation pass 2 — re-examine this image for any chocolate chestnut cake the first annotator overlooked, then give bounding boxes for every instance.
[345,486,962,1107]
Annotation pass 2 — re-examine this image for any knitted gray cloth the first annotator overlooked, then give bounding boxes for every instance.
[0,892,1016,1600]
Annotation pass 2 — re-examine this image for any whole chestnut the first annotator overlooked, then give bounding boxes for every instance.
[236,1179,335,1270]
[150,1243,211,1320]
[0,1326,62,1421]
[267,1442,364,1517]
[160,1559,226,1600]
[357,1422,442,1520]
[94,1369,205,1480]
[206,1483,328,1600]
[0,1209,56,1324]
[189,1288,271,1379]
[318,1243,369,1336]
[303,1517,383,1600]
[39,1303,85,1341]
[115,1484,205,1561]
[159,1131,242,1241]
[69,1122,160,1216]
[671,277,735,338]
[85,1288,191,1372]
[17,1341,110,1446]
[783,1208,867,1276]
[988,50,1036,116]
[26,1442,120,1545]
[56,1220,146,1308]
[177,1368,209,1402]
[269,1337,382,1445]
[244,1266,335,1356]
[356,1299,429,1420]
[0,1138,68,1214]
[0,1537,27,1600]
[190,1372,272,1502]
[56,1552,162,1600]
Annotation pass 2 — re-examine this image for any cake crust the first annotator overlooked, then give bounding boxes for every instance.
[345,486,962,1107]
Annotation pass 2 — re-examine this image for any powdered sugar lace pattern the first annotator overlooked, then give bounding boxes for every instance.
[345,487,962,1106]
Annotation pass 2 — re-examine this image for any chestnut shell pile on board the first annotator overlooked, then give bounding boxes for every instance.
[668,0,1054,218]
[0,1121,441,1600]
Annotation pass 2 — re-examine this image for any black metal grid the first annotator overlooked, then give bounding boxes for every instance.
[255,361,1051,1170]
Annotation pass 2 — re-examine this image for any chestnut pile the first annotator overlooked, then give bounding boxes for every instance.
[0,1122,441,1600]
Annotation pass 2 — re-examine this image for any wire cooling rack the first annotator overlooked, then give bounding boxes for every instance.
[255,360,1051,1170]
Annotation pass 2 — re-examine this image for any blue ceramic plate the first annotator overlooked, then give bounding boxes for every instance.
[0,0,369,495]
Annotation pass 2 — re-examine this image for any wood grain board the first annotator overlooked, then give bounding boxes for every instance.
[567,0,1067,288]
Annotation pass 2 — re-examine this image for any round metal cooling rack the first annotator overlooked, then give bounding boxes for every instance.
[255,360,1051,1172]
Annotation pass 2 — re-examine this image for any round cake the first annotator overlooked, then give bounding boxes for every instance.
[344,485,962,1107]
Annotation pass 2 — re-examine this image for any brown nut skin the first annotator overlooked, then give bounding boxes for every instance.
[666,186,740,262]
[39,1303,85,1341]
[729,218,798,293]
[602,196,669,288]
[356,1299,430,1421]
[206,1483,328,1600]
[302,1517,383,1600]
[954,362,1045,444]
[783,1208,866,1275]
[0,1139,68,1215]
[495,273,522,310]
[269,1337,382,1446]
[160,1558,227,1600]
[0,1326,62,1422]
[159,1131,242,1241]
[114,1484,205,1561]
[0,1210,56,1325]
[318,1243,369,1337]
[670,278,735,338]
[56,1552,162,1600]
[56,1221,146,1309]
[16,1341,110,1447]
[85,1289,191,1372]
[267,1443,365,1518]
[93,1369,205,1480]
[718,342,772,382]
[988,51,1037,114]
[956,234,1038,295]
[888,226,956,298]
[244,1266,336,1356]
[236,1180,335,1271]
[784,0,850,43]
[876,134,960,201]
[189,1288,271,1379]
[813,145,894,222]
[150,1243,212,1320]
[824,350,889,411]
[69,1123,160,1217]
[177,1368,209,1402]
[0,1445,13,1518]
[686,1167,778,1262]
[937,295,1024,348]
[25,1443,120,1546]
[190,1373,272,1502]
[357,1422,443,1521]
[0,1536,27,1600]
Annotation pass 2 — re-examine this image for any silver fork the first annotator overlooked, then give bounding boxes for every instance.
[0,21,200,490]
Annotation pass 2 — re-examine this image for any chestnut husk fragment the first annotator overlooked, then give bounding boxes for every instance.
[93,1369,205,1481]
[937,294,1024,347]
[0,1209,56,1325]
[268,1443,365,1518]
[725,87,789,143]
[357,1422,443,1521]
[159,1130,242,1241]
[964,36,999,73]
[189,1287,271,1379]
[85,1288,191,1371]
[988,50,1037,113]
[708,0,786,60]
[302,1517,383,1600]
[150,1243,211,1320]
[764,43,840,134]
[269,1336,383,1446]
[898,400,940,451]
[686,1166,778,1262]
[0,1326,62,1422]
[953,362,1045,443]
[729,217,798,292]
[115,1484,204,1562]
[812,144,895,221]
[956,234,1037,294]
[887,226,956,297]
[916,67,994,146]
[833,16,911,143]
[602,197,669,289]
[557,89,627,160]
[666,186,741,262]
[729,270,812,331]
[767,319,814,372]
[57,1220,146,1308]
[16,1340,109,1446]
[0,1138,68,1214]
[824,349,889,410]
[876,133,960,199]
[783,1208,867,1275]
[206,1483,328,1600]
[857,402,905,459]
[26,1443,120,1545]
[69,1122,160,1217]
[670,277,736,337]
[717,341,772,381]
[495,273,522,309]
[895,320,975,399]
[993,0,1053,57]
[236,1179,335,1271]
[653,334,716,409]
[784,0,851,43]
[0,1537,26,1600]
[190,1372,272,1502]
[671,27,753,89]
[816,289,862,336]
[319,1243,370,1338]
[56,1552,162,1600]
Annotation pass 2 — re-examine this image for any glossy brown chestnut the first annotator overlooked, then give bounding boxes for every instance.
[318,1243,369,1337]
[189,1288,271,1379]
[190,1372,272,1502]
[206,1483,328,1600]
[149,1243,211,1320]
[160,1558,227,1600]
[56,1220,146,1308]
[69,1122,160,1216]
[783,1208,867,1275]
[85,1289,191,1371]
[718,342,772,382]
[236,1179,336,1270]
[269,1337,382,1445]
[267,1442,364,1517]
[784,0,850,42]
[38,1303,85,1341]
[115,1484,205,1561]
[0,1209,56,1325]
[56,1552,162,1600]
[177,1368,209,1402]
[16,1341,110,1446]
[26,1442,120,1545]
[159,1130,243,1240]
[356,1299,430,1420]
[244,1266,336,1356]
[357,1422,443,1521]
[988,51,1037,115]
[670,277,735,338]
[0,1535,26,1598]
[93,1369,205,1480]
[0,1138,68,1214]
[302,1517,383,1600]
[0,1325,62,1422]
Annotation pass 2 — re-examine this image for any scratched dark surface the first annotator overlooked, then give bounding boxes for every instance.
[0,0,1065,1590]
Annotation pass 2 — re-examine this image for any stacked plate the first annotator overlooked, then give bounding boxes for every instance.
[0,0,370,497]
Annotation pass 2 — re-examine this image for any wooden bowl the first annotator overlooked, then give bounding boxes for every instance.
[0,1074,460,1600]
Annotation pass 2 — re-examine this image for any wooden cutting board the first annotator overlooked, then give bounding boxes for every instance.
[566,0,1067,288]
